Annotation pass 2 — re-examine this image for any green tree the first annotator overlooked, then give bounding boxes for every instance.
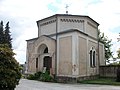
[0,44,21,90]
[0,21,21,89]
[4,22,12,48]
[0,21,4,44]
[117,48,120,59]
[98,30,113,63]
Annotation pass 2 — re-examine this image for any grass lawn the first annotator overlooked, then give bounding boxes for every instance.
[79,78,120,86]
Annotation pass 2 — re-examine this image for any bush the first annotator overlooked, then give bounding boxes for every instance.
[27,71,42,80]
[39,71,53,82]
[27,74,36,80]
[27,71,54,82]
[34,71,42,79]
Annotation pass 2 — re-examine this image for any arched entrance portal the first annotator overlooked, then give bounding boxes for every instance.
[37,44,52,74]
[43,56,52,73]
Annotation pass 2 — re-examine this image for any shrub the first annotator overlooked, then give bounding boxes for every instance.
[27,71,54,82]
[39,71,53,82]
[27,74,36,80]
[27,71,42,80]
[34,71,42,79]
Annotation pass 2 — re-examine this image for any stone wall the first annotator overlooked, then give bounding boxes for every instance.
[100,65,120,78]
[56,75,99,83]
[58,36,72,75]
[79,36,87,76]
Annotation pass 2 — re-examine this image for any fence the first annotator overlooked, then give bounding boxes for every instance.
[99,65,120,78]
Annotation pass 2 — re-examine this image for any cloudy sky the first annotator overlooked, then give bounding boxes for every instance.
[0,0,120,64]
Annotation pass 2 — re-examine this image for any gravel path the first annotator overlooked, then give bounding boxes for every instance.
[15,79,120,90]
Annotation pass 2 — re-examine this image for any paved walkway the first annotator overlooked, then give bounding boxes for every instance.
[16,79,120,90]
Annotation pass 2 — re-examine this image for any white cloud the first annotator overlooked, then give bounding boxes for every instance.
[83,0,120,57]
[0,0,120,63]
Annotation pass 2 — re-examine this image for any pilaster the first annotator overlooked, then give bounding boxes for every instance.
[72,32,79,76]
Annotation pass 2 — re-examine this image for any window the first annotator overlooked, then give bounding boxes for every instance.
[93,51,96,67]
[89,48,96,68]
[36,58,38,68]
[44,47,48,53]
[90,50,93,67]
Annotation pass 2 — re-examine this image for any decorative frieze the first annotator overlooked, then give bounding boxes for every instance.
[60,19,84,23]
[40,18,84,26]
[40,19,56,26]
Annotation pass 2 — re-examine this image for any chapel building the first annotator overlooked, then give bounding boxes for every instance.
[26,14,105,81]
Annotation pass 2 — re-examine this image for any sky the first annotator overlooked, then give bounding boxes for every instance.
[0,0,120,64]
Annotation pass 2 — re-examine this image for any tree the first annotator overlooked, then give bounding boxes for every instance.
[117,33,120,59]
[0,21,12,48]
[4,22,12,48]
[117,48,120,59]
[0,21,4,44]
[0,44,21,90]
[0,21,21,89]
[98,30,113,63]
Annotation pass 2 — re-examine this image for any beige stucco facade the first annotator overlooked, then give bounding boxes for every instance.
[26,14,105,79]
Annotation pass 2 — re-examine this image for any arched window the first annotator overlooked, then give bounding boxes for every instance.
[93,51,96,67]
[44,47,48,53]
[90,50,93,67]
[37,44,48,54]
[89,47,96,68]
[36,58,38,68]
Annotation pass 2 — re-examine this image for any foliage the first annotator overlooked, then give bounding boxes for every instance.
[27,71,42,80]
[117,48,120,59]
[0,21,12,48]
[0,20,21,89]
[4,22,12,48]
[27,71,54,82]
[0,44,21,89]
[39,71,53,82]
[0,21,4,44]
[27,74,36,80]
[98,30,113,63]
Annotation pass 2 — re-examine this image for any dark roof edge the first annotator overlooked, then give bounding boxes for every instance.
[42,35,55,40]
[49,29,88,37]
[26,37,38,41]
[26,35,55,42]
